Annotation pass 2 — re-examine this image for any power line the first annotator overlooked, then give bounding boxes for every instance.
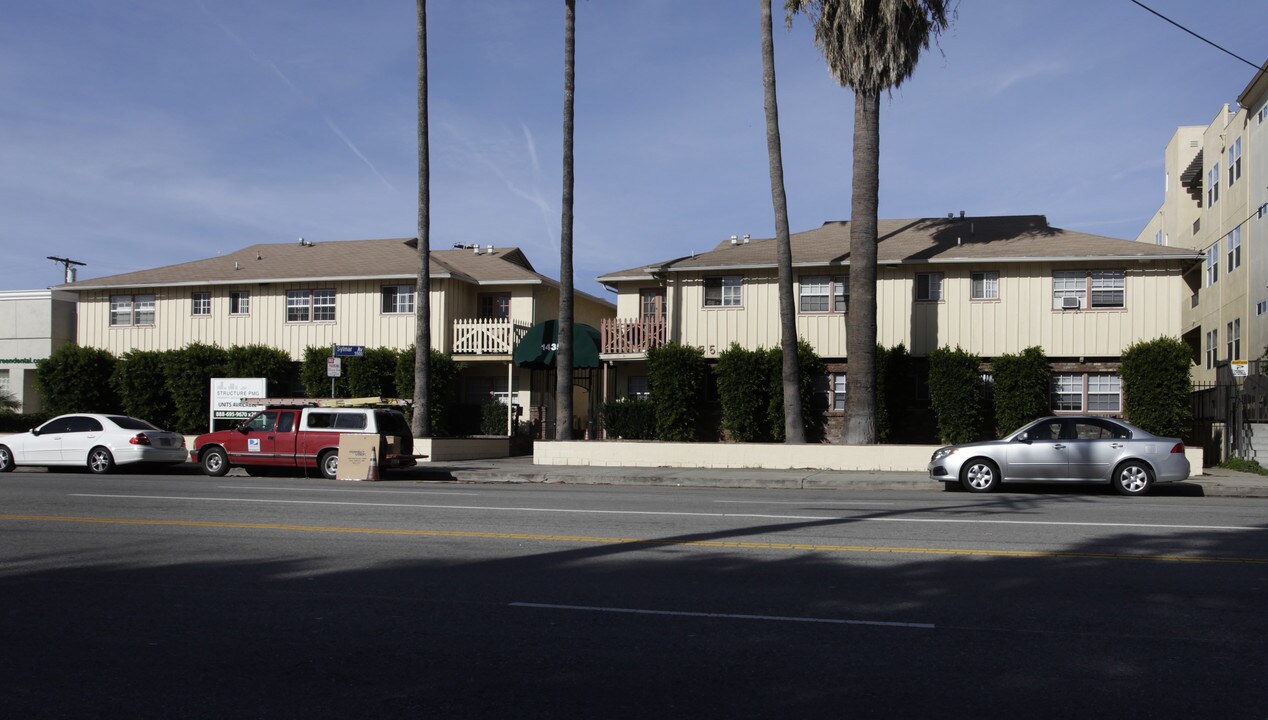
[1127,0,1262,73]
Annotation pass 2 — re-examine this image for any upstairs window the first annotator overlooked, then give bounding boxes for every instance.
[1205,245,1219,287]
[1206,329,1218,369]
[970,271,999,300]
[1228,318,1241,361]
[1228,227,1242,272]
[1089,270,1125,308]
[703,276,742,307]
[109,294,155,326]
[381,285,415,314]
[1207,163,1220,206]
[191,292,211,317]
[1229,137,1242,186]
[1052,271,1086,310]
[230,291,250,315]
[478,292,511,319]
[286,290,335,323]
[915,272,943,301]
[312,289,336,322]
[799,275,849,313]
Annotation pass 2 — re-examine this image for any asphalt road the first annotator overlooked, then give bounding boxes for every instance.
[3,470,1267,718]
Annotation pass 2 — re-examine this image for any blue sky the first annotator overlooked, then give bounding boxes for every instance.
[2,1,1265,299]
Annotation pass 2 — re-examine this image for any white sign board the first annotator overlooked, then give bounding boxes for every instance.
[1232,360,1249,377]
[327,357,342,377]
[210,378,267,422]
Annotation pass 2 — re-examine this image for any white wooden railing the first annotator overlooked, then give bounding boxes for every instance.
[452,318,531,355]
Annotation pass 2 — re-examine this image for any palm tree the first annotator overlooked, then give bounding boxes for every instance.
[786,0,952,444]
[412,0,433,438]
[761,0,805,444]
[555,0,577,440]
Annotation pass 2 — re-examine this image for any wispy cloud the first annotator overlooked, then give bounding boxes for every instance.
[988,60,1069,96]
[442,120,555,251]
[195,0,393,191]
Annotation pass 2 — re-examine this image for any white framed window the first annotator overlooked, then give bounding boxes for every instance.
[286,290,311,322]
[1052,270,1086,309]
[1089,270,1125,308]
[1051,374,1083,411]
[1087,375,1121,413]
[109,294,155,326]
[191,291,211,317]
[1228,227,1242,272]
[798,275,848,313]
[1051,373,1120,413]
[1207,163,1220,206]
[833,373,846,411]
[1206,328,1219,369]
[313,289,336,322]
[703,276,742,307]
[381,285,415,314]
[1229,137,1242,186]
[970,271,999,300]
[1257,300,1267,316]
[915,272,943,301]
[230,291,250,315]
[1228,318,1241,361]
[1206,245,1220,287]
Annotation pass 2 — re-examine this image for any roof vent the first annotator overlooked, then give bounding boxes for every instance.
[486,245,493,255]
[234,261,241,270]
[473,244,480,254]
[298,237,313,247]
[947,213,954,218]
[959,210,966,218]
[730,235,738,246]
[743,234,750,244]
[256,251,262,260]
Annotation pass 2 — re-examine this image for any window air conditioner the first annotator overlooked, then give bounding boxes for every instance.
[1061,296,1081,310]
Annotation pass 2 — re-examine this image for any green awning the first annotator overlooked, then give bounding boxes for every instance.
[513,320,602,369]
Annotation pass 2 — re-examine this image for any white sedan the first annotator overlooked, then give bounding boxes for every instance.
[0,414,188,474]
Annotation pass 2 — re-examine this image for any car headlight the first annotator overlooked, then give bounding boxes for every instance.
[931,447,956,462]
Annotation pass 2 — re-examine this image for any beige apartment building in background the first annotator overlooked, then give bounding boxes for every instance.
[1135,63,1268,383]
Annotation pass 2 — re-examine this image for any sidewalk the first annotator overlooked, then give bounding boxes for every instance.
[399,455,1268,498]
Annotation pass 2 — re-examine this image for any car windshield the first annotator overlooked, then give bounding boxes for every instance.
[108,416,161,431]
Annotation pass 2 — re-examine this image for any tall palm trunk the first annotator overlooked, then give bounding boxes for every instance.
[844,89,879,444]
[555,0,576,440]
[412,0,432,438]
[760,0,804,444]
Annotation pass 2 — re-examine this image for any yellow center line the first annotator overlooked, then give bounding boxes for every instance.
[3,513,1266,564]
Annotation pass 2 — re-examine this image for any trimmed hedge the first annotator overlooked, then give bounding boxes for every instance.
[36,345,120,415]
[991,346,1050,436]
[928,345,985,444]
[112,350,177,430]
[224,344,296,398]
[647,343,708,442]
[163,343,228,435]
[602,397,656,440]
[1121,336,1193,440]
[717,344,778,442]
[394,347,464,436]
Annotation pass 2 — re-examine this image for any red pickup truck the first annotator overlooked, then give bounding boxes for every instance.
[191,405,417,479]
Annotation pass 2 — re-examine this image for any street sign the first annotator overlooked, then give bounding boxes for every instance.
[333,345,365,358]
[1232,360,1249,377]
[327,357,342,377]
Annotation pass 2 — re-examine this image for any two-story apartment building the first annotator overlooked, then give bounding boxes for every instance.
[57,237,615,433]
[1135,62,1268,383]
[597,215,1200,439]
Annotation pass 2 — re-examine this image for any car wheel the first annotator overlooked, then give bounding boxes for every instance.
[320,451,339,480]
[960,458,1000,493]
[88,447,115,474]
[1112,461,1153,496]
[0,445,14,472]
[201,447,230,477]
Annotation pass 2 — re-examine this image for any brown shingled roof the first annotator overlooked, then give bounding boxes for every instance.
[58,239,540,290]
[597,215,1201,281]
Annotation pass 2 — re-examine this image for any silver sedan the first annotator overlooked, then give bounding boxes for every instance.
[928,416,1190,496]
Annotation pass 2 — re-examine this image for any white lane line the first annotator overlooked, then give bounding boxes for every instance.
[69,494,1259,531]
[714,500,895,506]
[510,602,934,629]
[219,485,480,496]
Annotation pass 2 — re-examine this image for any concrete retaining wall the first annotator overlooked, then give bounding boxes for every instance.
[535,440,1205,476]
[416,436,510,462]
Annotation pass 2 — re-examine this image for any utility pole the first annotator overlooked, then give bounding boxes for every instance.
[46,256,86,284]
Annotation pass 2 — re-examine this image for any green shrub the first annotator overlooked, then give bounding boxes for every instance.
[0,412,54,433]
[479,399,511,436]
[300,346,349,398]
[647,343,707,442]
[601,397,656,439]
[111,350,177,429]
[162,343,228,435]
[394,347,464,436]
[1121,336,1193,440]
[928,345,985,444]
[224,344,296,397]
[876,344,914,443]
[992,346,1051,435]
[345,347,400,398]
[36,345,120,415]
[717,344,778,442]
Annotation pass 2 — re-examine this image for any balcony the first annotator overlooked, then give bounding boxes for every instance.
[601,317,666,355]
[452,318,531,356]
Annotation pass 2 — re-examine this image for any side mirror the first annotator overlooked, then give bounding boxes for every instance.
[30,428,41,437]
[1015,431,1030,443]
[237,425,250,435]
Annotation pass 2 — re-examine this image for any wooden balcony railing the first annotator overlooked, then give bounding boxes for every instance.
[452,318,531,355]
[601,317,666,355]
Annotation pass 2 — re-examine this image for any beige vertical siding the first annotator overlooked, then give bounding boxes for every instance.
[658,262,1186,359]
